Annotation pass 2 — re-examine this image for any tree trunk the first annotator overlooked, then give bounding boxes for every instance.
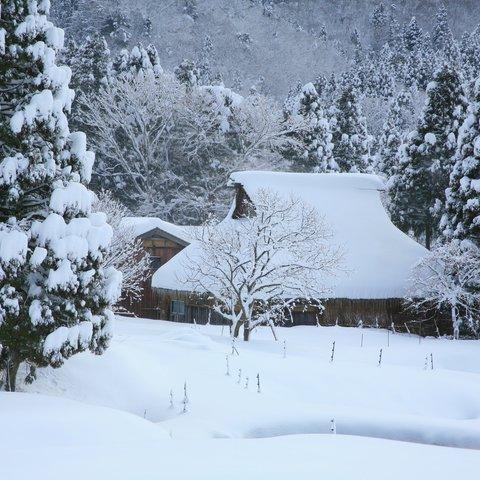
[5,356,20,392]
[451,305,459,340]
[233,321,243,338]
[243,322,250,341]
[425,222,432,250]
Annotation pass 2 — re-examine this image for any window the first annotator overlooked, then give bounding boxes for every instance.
[150,256,162,271]
[171,300,186,316]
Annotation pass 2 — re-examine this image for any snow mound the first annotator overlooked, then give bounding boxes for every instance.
[0,392,168,450]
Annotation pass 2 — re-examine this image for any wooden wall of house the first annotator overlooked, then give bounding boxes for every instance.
[290,298,451,336]
[147,289,451,337]
[120,236,185,318]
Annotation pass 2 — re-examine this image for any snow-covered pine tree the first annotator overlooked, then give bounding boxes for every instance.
[0,0,121,391]
[376,90,415,180]
[459,26,480,94]
[402,17,423,53]
[371,2,388,50]
[331,84,372,172]
[113,43,162,79]
[289,83,337,173]
[431,4,459,66]
[174,59,200,88]
[441,78,480,246]
[65,33,111,95]
[388,63,468,248]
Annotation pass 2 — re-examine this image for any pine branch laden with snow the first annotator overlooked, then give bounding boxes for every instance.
[76,50,303,224]
[406,241,480,339]
[92,191,149,302]
[283,82,337,173]
[441,78,480,248]
[0,1,121,391]
[184,189,342,341]
[387,63,468,249]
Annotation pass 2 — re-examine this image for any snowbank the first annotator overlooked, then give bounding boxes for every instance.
[3,317,480,479]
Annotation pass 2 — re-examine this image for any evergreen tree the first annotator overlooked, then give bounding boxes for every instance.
[113,43,162,79]
[441,79,480,246]
[376,90,414,180]
[65,34,111,95]
[291,83,337,173]
[0,0,121,391]
[459,26,480,94]
[371,2,388,49]
[174,59,200,88]
[432,4,451,51]
[432,4,459,65]
[388,64,468,248]
[402,17,423,53]
[331,85,372,172]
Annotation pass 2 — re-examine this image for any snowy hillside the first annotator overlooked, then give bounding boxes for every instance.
[2,316,480,478]
[53,0,480,98]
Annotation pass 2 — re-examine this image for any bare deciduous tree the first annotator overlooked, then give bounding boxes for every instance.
[92,191,150,302]
[407,241,480,339]
[185,189,342,340]
[79,73,305,224]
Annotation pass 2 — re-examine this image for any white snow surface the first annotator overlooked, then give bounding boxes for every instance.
[153,171,427,298]
[3,317,480,479]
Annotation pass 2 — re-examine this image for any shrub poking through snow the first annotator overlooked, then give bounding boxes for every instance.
[330,418,336,434]
[256,373,261,393]
[378,348,383,366]
[330,341,336,363]
[0,1,121,391]
[182,381,189,413]
[225,355,230,376]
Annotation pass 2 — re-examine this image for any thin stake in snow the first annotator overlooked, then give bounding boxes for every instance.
[244,377,249,389]
[387,330,390,347]
[404,323,411,336]
[182,381,189,413]
[169,389,174,409]
[360,333,364,348]
[330,341,335,363]
[378,348,383,367]
[283,340,287,358]
[430,353,434,370]
[257,373,261,393]
[424,355,428,370]
[237,369,242,384]
[225,355,230,376]
[143,409,147,419]
[330,418,336,434]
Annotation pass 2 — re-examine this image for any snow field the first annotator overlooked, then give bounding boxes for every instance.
[2,316,480,478]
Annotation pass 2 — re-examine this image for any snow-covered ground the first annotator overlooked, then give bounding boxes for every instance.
[2,317,480,479]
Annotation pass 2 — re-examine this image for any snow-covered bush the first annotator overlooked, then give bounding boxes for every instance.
[407,241,480,339]
[0,1,121,391]
[92,192,149,302]
[186,189,342,341]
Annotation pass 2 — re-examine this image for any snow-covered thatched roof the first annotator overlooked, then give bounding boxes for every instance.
[121,217,198,244]
[152,171,428,299]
